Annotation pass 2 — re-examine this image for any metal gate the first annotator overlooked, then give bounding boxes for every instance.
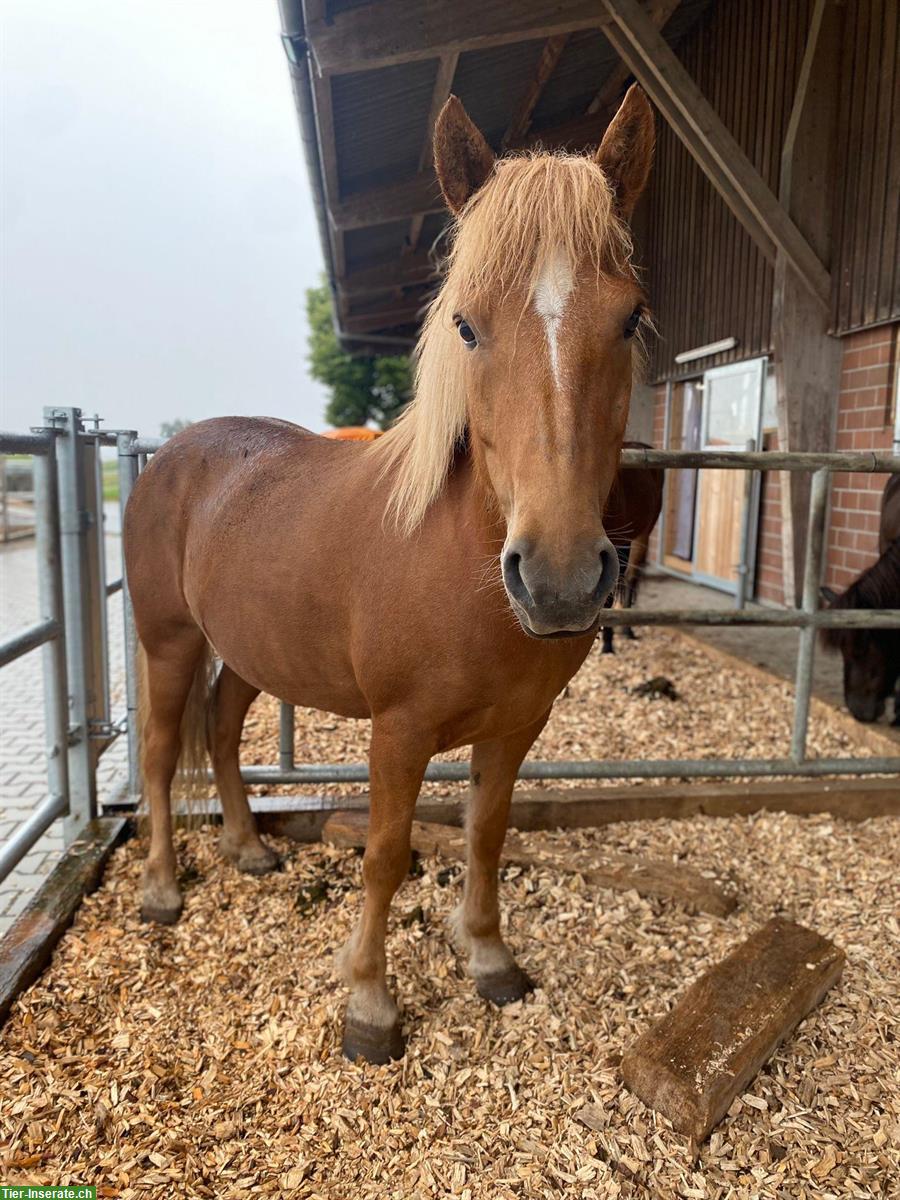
[1,409,899,886]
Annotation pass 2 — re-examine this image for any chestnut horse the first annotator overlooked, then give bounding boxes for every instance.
[124,86,655,1063]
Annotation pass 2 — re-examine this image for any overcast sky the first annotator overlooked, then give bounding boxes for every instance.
[1,0,328,436]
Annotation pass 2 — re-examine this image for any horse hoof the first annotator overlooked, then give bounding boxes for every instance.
[342,1017,405,1064]
[476,965,535,1007]
[600,644,614,655]
[219,836,280,875]
[140,898,183,925]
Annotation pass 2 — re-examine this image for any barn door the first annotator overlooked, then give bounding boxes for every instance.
[692,359,765,593]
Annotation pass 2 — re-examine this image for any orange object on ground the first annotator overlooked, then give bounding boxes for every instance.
[322,426,383,441]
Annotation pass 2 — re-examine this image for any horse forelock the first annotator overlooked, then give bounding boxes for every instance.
[370,153,637,535]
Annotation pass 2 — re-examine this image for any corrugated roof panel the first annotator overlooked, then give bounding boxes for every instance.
[453,38,549,147]
[333,57,439,196]
[530,30,619,128]
[343,220,409,273]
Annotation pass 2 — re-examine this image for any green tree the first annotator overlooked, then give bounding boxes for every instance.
[306,284,413,430]
[160,418,192,439]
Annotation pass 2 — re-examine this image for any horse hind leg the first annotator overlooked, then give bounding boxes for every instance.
[140,630,209,924]
[210,665,278,874]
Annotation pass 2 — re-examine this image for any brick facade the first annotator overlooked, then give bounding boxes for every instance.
[825,325,898,591]
[647,323,898,603]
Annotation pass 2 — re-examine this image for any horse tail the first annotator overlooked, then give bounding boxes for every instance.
[137,640,216,823]
[174,642,217,815]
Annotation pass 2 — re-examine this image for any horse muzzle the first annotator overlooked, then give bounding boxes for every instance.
[501,537,619,638]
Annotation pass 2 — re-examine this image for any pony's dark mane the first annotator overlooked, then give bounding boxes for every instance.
[822,537,900,650]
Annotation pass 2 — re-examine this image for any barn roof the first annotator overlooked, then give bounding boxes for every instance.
[278,0,714,354]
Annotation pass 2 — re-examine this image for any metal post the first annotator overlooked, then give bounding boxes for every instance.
[734,438,757,610]
[32,440,71,829]
[791,467,830,762]
[279,704,296,772]
[117,432,142,801]
[48,407,98,841]
[655,379,673,566]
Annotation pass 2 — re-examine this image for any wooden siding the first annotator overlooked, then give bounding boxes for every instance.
[644,0,814,383]
[832,0,900,333]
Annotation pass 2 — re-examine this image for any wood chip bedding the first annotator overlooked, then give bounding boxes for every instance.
[2,809,898,1198]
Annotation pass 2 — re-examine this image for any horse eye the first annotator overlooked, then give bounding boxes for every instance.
[624,308,643,339]
[456,319,478,348]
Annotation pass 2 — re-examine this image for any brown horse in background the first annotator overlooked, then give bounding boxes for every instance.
[124,87,655,1063]
[822,475,900,723]
[600,442,664,653]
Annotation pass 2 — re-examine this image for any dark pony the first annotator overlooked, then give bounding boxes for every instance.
[821,536,900,724]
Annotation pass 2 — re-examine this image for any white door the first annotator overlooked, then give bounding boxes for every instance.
[692,358,765,593]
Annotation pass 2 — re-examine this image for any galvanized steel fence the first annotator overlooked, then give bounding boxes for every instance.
[1,409,898,886]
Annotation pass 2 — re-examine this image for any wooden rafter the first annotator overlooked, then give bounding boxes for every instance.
[501,34,569,150]
[407,52,459,254]
[598,0,831,307]
[586,0,679,115]
[304,0,345,277]
[332,109,612,232]
[306,0,602,75]
[343,302,426,335]
[341,252,438,299]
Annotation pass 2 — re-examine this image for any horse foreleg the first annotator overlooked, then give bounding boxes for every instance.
[339,720,431,1063]
[623,535,648,640]
[452,710,551,1006]
[211,666,278,874]
[141,634,206,924]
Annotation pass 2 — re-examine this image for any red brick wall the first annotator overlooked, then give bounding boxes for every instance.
[825,325,898,591]
[754,433,784,605]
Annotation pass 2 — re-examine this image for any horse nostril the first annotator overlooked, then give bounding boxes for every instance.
[502,549,533,608]
[594,546,619,602]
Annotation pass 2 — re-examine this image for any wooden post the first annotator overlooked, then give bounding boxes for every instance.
[773,0,844,604]
[620,918,845,1141]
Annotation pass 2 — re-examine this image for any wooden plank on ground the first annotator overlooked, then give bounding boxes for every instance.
[0,817,128,1025]
[321,811,736,916]
[617,918,845,1141]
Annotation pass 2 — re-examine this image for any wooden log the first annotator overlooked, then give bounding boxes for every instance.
[0,817,128,1025]
[620,918,845,1141]
[321,811,736,917]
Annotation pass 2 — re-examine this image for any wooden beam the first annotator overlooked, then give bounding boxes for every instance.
[332,110,611,231]
[407,52,459,253]
[331,171,443,231]
[773,0,844,603]
[343,303,425,335]
[321,811,737,916]
[340,252,439,299]
[307,0,603,75]
[598,0,831,308]
[620,918,845,1142]
[501,34,569,150]
[0,817,128,1024]
[305,0,345,276]
[586,0,679,115]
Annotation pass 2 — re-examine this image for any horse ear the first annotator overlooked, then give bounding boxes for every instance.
[433,96,496,214]
[595,84,655,219]
[820,585,838,605]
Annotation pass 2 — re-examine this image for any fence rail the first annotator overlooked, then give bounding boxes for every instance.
[1,410,898,887]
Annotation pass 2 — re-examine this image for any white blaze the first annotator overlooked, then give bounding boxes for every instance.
[533,246,574,390]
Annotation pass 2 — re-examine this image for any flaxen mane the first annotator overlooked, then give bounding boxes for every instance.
[822,537,900,651]
[371,153,638,534]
